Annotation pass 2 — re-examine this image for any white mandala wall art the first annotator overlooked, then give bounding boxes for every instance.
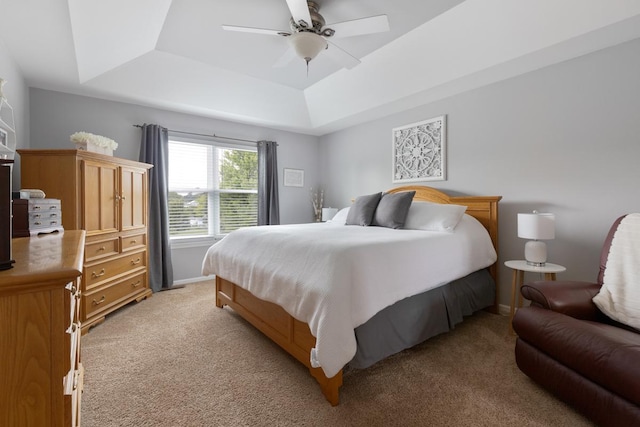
[392,115,446,183]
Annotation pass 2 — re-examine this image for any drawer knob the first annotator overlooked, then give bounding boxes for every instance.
[92,295,106,306]
[50,205,57,210]
[130,239,137,244]
[91,268,106,279]
[131,280,141,288]
[98,246,106,251]
[131,258,141,265]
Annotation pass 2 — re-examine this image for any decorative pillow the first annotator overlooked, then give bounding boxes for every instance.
[372,191,416,229]
[327,207,350,225]
[346,192,382,226]
[404,201,467,232]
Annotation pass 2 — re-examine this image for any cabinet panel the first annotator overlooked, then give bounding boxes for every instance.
[82,160,118,234]
[121,166,147,231]
[0,291,54,427]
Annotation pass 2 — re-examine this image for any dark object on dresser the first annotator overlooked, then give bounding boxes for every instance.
[0,160,13,270]
[512,215,640,427]
[11,198,29,238]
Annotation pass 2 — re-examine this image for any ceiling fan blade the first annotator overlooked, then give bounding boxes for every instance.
[285,0,312,28]
[325,40,360,69]
[273,47,297,68]
[222,25,290,37]
[328,15,390,38]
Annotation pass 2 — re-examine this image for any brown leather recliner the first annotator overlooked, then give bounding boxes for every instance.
[512,215,640,426]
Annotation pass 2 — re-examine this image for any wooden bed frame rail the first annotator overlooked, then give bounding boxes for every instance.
[216,276,343,405]
[214,186,500,405]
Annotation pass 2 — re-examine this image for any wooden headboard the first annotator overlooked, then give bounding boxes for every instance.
[387,185,502,311]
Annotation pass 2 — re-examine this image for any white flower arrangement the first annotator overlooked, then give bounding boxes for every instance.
[70,132,118,150]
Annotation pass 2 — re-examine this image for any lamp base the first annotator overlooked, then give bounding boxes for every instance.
[524,240,547,266]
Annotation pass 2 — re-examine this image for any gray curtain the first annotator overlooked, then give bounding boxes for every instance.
[138,124,174,292]
[257,140,280,225]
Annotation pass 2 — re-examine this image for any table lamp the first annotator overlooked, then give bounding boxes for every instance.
[518,211,555,266]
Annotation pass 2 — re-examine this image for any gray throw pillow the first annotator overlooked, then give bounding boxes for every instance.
[373,191,416,229]
[346,192,383,226]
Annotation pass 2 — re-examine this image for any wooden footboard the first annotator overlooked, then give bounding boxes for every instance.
[215,276,343,405]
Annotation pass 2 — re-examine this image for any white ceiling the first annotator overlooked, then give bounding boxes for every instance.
[1,0,640,136]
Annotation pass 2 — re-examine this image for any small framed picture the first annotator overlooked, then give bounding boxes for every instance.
[0,128,7,148]
[283,168,304,187]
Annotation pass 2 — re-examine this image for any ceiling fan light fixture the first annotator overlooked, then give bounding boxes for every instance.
[289,31,327,64]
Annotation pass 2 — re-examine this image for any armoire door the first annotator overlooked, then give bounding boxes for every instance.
[81,160,118,234]
[119,166,147,231]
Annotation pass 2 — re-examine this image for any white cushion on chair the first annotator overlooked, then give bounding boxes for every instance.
[593,213,640,330]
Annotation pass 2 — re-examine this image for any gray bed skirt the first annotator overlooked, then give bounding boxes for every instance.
[348,268,495,369]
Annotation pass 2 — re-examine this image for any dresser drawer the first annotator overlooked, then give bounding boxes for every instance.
[29,215,62,229]
[83,271,148,318]
[85,237,119,262]
[29,198,62,212]
[84,250,147,290]
[120,232,146,252]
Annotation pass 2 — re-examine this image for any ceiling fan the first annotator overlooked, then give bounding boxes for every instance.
[222,0,390,72]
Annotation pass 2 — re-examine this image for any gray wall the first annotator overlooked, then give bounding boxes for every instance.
[26,89,321,282]
[319,38,640,309]
[0,38,29,187]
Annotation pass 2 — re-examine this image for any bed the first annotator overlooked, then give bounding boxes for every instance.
[202,185,501,405]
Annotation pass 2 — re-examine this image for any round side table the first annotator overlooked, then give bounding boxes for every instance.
[505,260,566,334]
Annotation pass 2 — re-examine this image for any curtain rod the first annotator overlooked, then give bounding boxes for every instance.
[133,124,258,144]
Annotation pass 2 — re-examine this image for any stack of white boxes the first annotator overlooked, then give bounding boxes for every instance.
[27,198,63,236]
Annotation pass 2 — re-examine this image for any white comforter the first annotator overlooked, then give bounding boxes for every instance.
[201,215,497,377]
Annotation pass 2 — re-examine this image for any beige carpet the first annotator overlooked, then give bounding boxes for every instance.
[81,281,593,427]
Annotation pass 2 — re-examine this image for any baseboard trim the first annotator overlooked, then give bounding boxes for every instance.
[498,303,510,316]
[173,276,212,286]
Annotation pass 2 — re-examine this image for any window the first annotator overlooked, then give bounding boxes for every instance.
[168,138,257,244]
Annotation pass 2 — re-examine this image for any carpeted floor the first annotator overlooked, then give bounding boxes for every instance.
[81,280,593,426]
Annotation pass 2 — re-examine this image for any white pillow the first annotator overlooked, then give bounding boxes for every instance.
[404,201,467,232]
[327,207,350,225]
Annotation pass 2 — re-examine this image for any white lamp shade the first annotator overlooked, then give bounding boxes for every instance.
[322,207,338,222]
[289,32,327,62]
[517,212,555,240]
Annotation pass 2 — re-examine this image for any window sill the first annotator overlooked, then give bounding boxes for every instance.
[169,235,222,249]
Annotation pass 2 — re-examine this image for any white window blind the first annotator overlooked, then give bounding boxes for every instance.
[168,139,257,241]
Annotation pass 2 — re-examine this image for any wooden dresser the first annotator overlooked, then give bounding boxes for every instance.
[0,230,85,427]
[17,149,153,333]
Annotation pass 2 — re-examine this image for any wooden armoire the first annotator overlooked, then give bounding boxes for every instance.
[18,149,153,333]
